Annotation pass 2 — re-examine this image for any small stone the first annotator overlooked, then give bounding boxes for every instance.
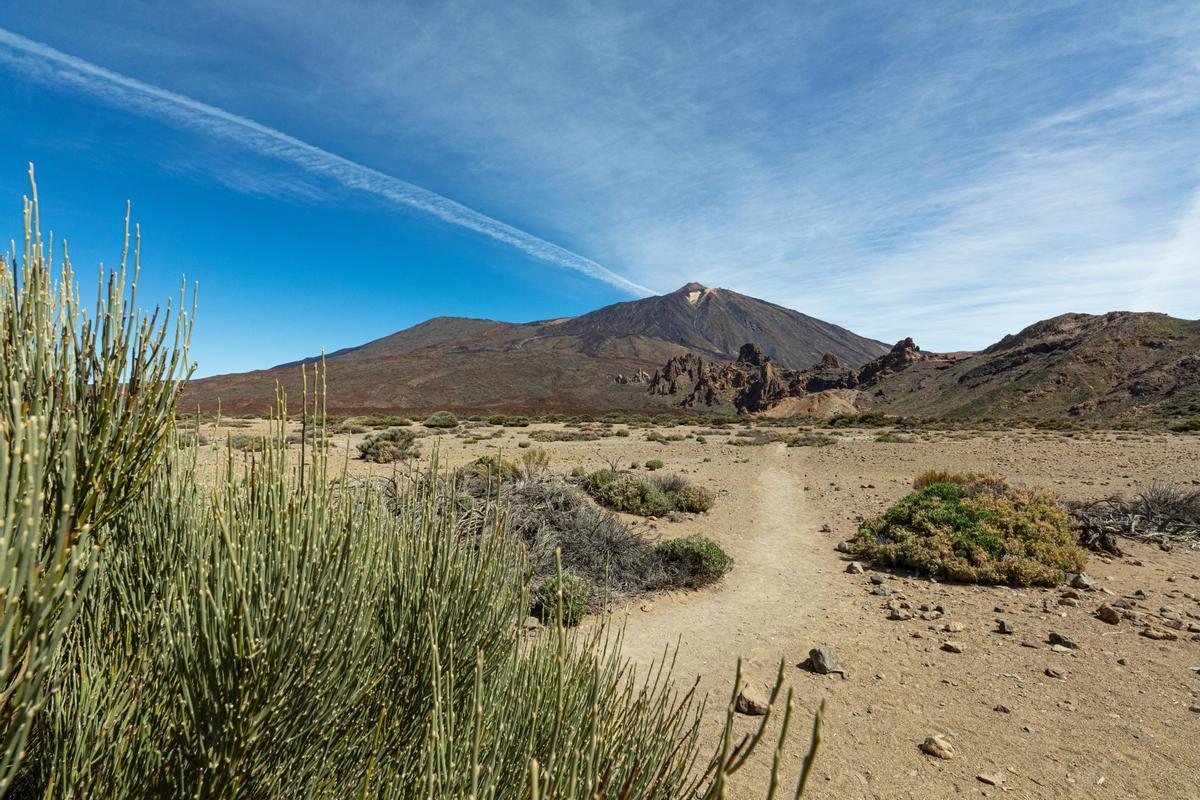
[804,646,846,676]
[735,685,770,716]
[845,562,865,574]
[1042,599,1056,613]
[1189,705,1200,714]
[941,640,965,653]
[994,704,1010,713]
[994,606,1006,613]
[873,584,891,596]
[1045,668,1065,679]
[920,611,942,621]
[1049,632,1079,649]
[640,603,654,613]
[1141,627,1178,641]
[1059,597,1080,607]
[996,620,1015,635]
[943,622,964,633]
[919,735,956,760]
[1133,589,1148,600]
[870,574,887,585]
[889,608,913,621]
[977,773,1004,787]
[1021,640,1041,649]
[1096,605,1121,625]
[1113,597,1135,609]
[824,525,835,535]
[1069,573,1095,590]
[1051,644,1074,653]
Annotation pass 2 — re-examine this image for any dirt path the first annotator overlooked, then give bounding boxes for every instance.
[618,444,836,694]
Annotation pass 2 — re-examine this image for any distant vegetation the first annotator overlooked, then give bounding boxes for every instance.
[853,471,1086,586]
[357,426,419,462]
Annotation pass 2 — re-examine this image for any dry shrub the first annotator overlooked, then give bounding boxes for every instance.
[521,446,551,477]
[853,474,1085,586]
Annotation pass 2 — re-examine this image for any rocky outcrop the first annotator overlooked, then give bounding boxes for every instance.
[648,338,930,414]
[614,369,651,385]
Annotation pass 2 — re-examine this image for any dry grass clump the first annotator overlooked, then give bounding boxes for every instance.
[356,427,418,463]
[853,474,1085,586]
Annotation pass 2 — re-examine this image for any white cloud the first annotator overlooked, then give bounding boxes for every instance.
[0,26,653,296]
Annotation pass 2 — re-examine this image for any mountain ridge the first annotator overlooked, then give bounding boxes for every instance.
[182,283,888,415]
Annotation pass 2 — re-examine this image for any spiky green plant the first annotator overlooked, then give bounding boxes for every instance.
[4,170,823,798]
[0,166,192,793]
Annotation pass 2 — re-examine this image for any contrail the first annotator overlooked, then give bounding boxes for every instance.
[0,28,654,296]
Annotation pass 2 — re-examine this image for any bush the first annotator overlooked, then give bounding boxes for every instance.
[533,574,590,626]
[657,536,734,588]
[672,484,716,513]
[644,459,664,471]
[1169,418,1200,433]
[422,410,459,429]
[591,473,674,517]
[458,455,523,482]
[344,414,410,429]
[357,427,418,463]
[852,474,1086,586]
[521,447,551,477]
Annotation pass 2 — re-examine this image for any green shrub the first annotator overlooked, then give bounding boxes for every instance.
[422,410,459,429]
[229,432,267,452]
[356,427,418,463]
[785,432,837,447]
[1169,418,1200,433]
[533,574,590,626]
[591,474,674,517]
[657,536,734,588]
[458,455,523,482]
[671,484,716,513]
[345,414,410,429]
[569,466,588,478]
[852,474,1086,586]
[644,459,664,471]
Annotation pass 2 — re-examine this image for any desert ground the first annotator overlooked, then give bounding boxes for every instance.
[195,419,1200,799]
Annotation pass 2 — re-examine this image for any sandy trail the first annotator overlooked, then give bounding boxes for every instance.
[618,445,837,692]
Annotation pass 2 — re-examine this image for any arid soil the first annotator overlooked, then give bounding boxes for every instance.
[195,421,1200,799]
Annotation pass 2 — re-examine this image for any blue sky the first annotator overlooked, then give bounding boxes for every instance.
[1,1,1197,376]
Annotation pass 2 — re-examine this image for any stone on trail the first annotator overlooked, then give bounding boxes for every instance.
[889,608,913,621]
[1096,605,1121,625]
[996,620,1015,634]
[845,561,865,574]
[977,773,1004,787]
[919,735,957,760]
[941,640,965,653]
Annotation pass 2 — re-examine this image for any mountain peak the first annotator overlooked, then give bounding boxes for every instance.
[674,281,709,294]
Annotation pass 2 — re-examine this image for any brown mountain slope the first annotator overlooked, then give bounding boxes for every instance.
[554,282,887,368]
[181,283,887,416]
[864,312,1200,420]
